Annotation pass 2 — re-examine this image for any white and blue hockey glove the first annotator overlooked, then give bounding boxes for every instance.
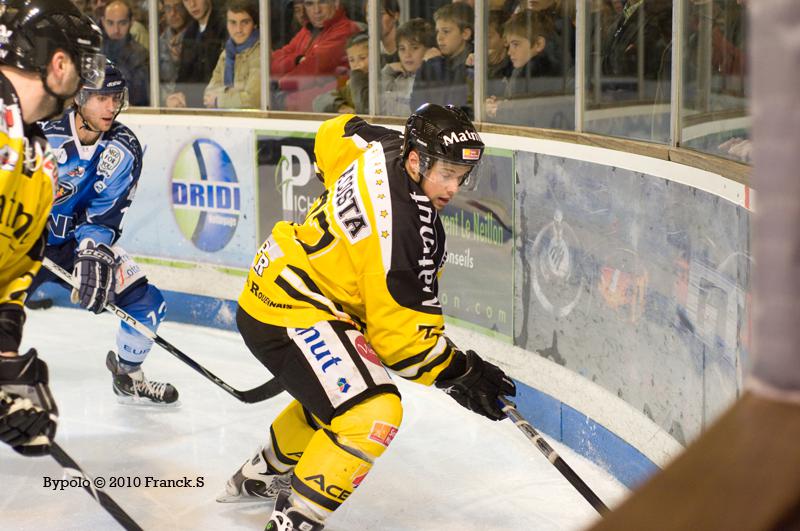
[72,238,116,314]
[435,350,516,421]
[0,349,58,456]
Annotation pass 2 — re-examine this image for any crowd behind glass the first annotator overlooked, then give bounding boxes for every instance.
[77,0,749,162]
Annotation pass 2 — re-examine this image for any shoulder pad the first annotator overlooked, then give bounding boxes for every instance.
[106,123,142,156]
[41,113,70,134]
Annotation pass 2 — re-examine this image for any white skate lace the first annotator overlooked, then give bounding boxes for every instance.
[132,376,168,400]
[266,473,292,497]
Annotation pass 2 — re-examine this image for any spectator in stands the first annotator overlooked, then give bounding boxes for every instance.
[469,10,513,99]
[204,0,261,109]
[270,0,360,111]
[600,0,671,103]
[159,0,190,104]
[360,0,400,65]
[313,32,369,113]
[165,0,226,108]
[128,1,150,50]
[271,0,309,49]
[410,2,474,117]
[101,0,150,106]
[380,18,435,116]
[73,0,93,16]
[91,0,150,48]
[485,10,561,125]
[530,0,574,77]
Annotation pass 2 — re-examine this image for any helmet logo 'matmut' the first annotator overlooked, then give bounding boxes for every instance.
[441,130,481,146]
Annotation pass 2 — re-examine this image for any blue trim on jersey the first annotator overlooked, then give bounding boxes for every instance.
[43,110,143,247]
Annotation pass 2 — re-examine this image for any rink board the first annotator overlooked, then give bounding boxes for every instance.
[33,112,752,486]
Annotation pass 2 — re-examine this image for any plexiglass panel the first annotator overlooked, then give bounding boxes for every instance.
[482,1,576,130]
[680,0,749,162]
[584,0,673,143]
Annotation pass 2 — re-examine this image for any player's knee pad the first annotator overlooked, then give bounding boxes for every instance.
[291,429,372,518]
[266,400,318,474]
[329,392,403,460]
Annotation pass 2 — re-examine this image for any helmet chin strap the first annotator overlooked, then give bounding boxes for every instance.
[75,92,124,139]
[76,104,103,135]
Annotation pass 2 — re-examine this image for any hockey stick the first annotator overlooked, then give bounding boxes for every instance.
[41,258,283,404]
[50,442,143,530]
[500,397,610,515]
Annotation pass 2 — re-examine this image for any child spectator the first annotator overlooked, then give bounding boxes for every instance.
[486,10,514,95]
[312,32,369,113]
[363,0,401,65]
[270,0,360,111]
[468,9,514,98]
[485,9,562,125]
[410,2,474,117]
[204,0,261,109]
[380,18,435,116]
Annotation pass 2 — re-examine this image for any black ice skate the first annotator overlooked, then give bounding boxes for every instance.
[24,297,53,310]
[216,447,292,503]
[106,351,179,406]
[265,490,324,531]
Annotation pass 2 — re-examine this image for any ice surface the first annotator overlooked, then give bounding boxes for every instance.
[1,308,629,530]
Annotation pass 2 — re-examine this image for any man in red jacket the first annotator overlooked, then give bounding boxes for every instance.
[271,0,361,111]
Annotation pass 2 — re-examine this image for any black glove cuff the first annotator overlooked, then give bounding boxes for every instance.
[435,349,468,386]
[0,349,47,385]
[0,305,25,352]
[76,240,116,265]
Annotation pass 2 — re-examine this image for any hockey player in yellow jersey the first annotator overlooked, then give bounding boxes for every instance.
[219,104,517,530]
[0,0,105,456]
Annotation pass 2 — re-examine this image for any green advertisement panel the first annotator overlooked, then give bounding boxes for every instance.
[439,149,515,339]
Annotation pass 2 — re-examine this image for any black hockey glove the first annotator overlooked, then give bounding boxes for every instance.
[0,349,58,456]
[435,350,516,421]
[72,238,116,314]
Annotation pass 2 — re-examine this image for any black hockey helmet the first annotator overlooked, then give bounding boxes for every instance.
[403,103,485,188]
[76,61,129,112]
[0,0,105,89]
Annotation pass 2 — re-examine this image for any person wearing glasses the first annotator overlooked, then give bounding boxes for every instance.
[217,104,516,530]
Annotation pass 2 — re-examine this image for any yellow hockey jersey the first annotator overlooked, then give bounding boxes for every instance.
[0,75,56,351]
[239,115,457,385]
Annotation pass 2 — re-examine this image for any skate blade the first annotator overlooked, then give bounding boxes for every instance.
[114,394,182,408]
[215,490,275,504]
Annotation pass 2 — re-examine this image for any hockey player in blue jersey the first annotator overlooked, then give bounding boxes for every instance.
[29,63,179,406]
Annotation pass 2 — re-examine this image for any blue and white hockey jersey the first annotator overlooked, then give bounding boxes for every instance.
[42,109,142,247]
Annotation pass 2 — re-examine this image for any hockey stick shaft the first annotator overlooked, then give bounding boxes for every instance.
[42,258,282,404]
[50,442,143,531]
[500,397,609,515]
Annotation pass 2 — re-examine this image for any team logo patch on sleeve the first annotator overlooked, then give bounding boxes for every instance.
[97,145,124,177]
[333,161,371,244]
[368,421,398,448]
